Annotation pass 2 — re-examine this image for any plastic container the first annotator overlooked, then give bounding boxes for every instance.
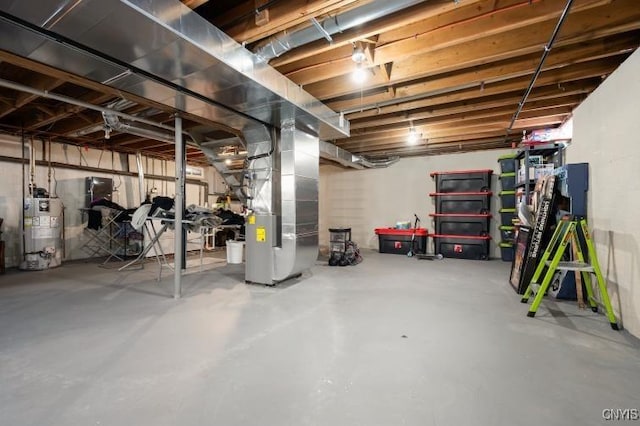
[226,240,245,264]
[329,228,351,254]
[499,225,516,242]
[374,228,428,255]
[499,242,515,262]
[430,169,493,193]
[499,172,516,191]
[497,154,517,174]
[430,192,492,214]
[499,190,516,209]
[432,234,491,260]
[499,208,517,225]
[430,213,491,236]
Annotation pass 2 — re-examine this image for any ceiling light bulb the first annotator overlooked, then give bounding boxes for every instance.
[225,158,233,166]
[352,46,366,63]
[407,128,419,145]
[352,65,367,84]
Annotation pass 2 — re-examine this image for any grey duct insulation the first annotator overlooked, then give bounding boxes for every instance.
[254,0,428,61]
[318,140,400,169]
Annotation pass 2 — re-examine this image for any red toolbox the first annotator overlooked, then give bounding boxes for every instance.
[374,228,428,255]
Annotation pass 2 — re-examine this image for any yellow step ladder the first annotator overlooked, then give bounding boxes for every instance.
[520,217,619,330]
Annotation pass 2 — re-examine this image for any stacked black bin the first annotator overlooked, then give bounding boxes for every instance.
[430,170,492,260]
[497,154,517,261]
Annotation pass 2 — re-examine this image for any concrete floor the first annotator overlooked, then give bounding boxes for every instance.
[0,251,638,426]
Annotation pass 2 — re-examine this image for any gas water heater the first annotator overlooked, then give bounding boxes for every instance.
[20,197,64,271]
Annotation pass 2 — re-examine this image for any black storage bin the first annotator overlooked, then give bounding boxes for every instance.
[430,213,491,236]
[328,228,351,255]
[430,169,492,193]
[499,190,516,209]
[430,192,492,214]
[499,225,516,242]
[375,228,427,255]
[498,154,517,174]
[499,242,515,262]
[433,234,490,260]
[499,208,516,225]
[499,172,516,191]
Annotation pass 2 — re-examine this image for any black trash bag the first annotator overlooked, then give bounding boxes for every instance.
[328,240,362,266]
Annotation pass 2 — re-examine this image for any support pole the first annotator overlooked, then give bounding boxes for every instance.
[174,115,184,299]
[135,152,145,203]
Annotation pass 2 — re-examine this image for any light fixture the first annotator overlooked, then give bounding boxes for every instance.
[104,126,111,140]
[224,158,233,166]
[352,63,367,84]
[407,127,419,145]
[351,45,366,64]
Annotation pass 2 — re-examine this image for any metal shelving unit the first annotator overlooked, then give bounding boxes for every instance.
[516,142,566,204]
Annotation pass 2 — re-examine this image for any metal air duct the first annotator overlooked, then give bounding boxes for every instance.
[0,0,351,286]
[319,140,399,169]
[0,0,348,140]
[254,0,427,61]
[102,112,175,144]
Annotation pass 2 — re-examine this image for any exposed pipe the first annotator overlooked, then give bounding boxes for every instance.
[174,115,184,299]
[29,136,35,195]
[102,112,175,144]
[0,78,176,132]
[254,0,426,61]
[339,82,480,116]
[135,152,146,203]
[0,78,206,151]
[353,156,400,168]
[21,129,26,262]
[505,0,575,137]
[0,155,208,192]
[47,138,52,196]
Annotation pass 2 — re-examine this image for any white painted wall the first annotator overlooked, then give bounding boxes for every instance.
[0,135,219,268]
[319,148,514,258]
[567,48,640,336]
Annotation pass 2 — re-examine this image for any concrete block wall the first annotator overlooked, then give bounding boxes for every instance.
[566,48,640,337]
[0,135,221,268]
[319,148,514,259]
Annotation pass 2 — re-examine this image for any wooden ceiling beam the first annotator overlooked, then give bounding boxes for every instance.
[337,118,514,145]
[285,0,611,85]
[327,54,622,113]
[306,1,640,99]
[349,92,584,130]
[373,0,612,66]
[216,0,367,44]
[343,74,600,122]
[0,50,238,136]
[350,105,520,135]
[180,0,209,9]
[22,93,114,130]
[271,0,487,68]
[144,145,201,154]
[350,142,516,157]
[0,74,64,120]
[338,131,510,152]
[348,137,517,155]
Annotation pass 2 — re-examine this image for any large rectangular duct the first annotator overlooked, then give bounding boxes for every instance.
[0,0,349,139]
[244,121,319,284]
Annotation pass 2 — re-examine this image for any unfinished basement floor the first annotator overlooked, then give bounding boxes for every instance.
[1,251,639,426]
